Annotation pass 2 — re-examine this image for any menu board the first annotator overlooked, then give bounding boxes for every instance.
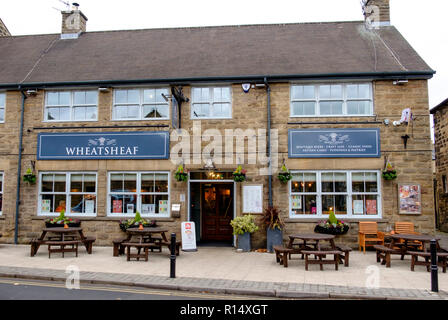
[243,185,263,213]
[398,184,421,214]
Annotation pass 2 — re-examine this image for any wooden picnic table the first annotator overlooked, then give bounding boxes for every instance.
[124,227,169,244]
[31,227,95,256]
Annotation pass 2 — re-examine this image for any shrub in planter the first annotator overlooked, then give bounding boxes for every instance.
[233,165,247,183]
[314,210,349,235]
[262,206,285,253]
[45,210,80,228]
[174,165,188,182]
[277,165,292,184]
[119,211,157,231]
[230,214,259,251]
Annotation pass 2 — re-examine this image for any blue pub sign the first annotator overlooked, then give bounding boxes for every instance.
[37,131,170,160]
[288,128,381,158]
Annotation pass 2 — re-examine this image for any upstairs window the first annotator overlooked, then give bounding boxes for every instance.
[290,83,373,117]
[0,93,5,122]
[45,91,98,121]
[191,87,232,119]
[113,88,170,120]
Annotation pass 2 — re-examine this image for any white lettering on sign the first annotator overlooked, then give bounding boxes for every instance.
[65,146,139,156]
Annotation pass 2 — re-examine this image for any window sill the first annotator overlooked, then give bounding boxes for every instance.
[32,216,176,222]
[285,218,387,223]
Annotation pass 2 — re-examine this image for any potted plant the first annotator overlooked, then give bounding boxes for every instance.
[277,164,292,184]
[119,211,157,231]
[23,168,37,185]
[314,208,349,235]
[174,165,188,182]
[230,214,259,252]
[382,162,397,181]
[262,206,285,253]
[233,165,247,183]
[45,210,81,228]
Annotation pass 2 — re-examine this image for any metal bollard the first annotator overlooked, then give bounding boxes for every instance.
[170,233,176,278]
[430,239,438,292]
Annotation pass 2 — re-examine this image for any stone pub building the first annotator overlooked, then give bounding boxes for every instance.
[0,1,436,248]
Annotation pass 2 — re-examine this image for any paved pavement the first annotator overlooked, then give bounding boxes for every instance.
[0,239,448,300]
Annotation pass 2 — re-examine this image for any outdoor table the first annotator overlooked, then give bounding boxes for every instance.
[388,233,441,254]
[32,227,90,256]
[287,233,337,254]
[124,227,169,244]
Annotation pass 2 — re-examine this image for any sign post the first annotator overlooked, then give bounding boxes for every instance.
[181,222,197,252]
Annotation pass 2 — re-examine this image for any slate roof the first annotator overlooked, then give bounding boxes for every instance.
[0,21,434,87]
[430,98,448,114]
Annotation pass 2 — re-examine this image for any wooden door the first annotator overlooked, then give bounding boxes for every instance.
[201,184,233,241]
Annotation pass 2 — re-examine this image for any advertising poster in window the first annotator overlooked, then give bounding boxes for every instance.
[366,199,377,215]
[85,200,95,214]
[113,200,122,213]
[41,199,51,213]
[353,200,364,214]
[291,195,302,210]
[126,204,134,214]
[142,204,155,214]
[398,184,421,214]
[158,200,168,214]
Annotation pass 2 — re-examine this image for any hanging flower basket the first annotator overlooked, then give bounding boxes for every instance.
[277,164,292,184]
[382,159,397,181]
[233,165,247,182]
[23,168,36,185]
[174,165,188,182]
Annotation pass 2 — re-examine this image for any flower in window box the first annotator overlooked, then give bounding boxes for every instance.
[233,165,247,182]
[314,208,349,235]
[277,164,292,184]
[174,165,188,182]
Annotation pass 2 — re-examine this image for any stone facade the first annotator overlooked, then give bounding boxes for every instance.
[0,79,435,248]
[432,100,448,231]
[0,18,11,37]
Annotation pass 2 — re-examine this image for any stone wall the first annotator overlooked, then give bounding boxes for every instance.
[433,104,448,231]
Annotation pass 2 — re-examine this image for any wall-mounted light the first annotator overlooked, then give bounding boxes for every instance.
[26,89,37,96]
[98,87,110,93]
[393,80,408,85]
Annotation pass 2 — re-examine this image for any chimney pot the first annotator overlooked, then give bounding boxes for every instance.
[61,4,87,39]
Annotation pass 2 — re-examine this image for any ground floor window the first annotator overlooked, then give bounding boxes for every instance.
[38,172,97,216]
[108,172,170,217]
[289,170,381,218]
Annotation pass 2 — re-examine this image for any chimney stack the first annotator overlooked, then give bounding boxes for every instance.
[61,3,88,39]
[0,18,11,37]
[362,0,391,28]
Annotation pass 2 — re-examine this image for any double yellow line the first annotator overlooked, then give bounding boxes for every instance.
[0,278,272,300]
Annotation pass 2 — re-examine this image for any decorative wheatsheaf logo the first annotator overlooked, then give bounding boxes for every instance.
[318,133,350,145]
[88,137,117,146]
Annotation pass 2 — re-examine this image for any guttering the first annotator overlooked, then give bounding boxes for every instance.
[0,71,435,89]
[264,77,273,208]
[14,88,27,244]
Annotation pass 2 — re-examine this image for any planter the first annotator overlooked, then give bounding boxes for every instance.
[314,224,349,235]
[267,228,283,253]
[119,221,157,232]
[277,172,292,184]
[175,172,188,182]
[45,221,81,228]
[237,232,251,252]
[382,170,397,181]
[23,174,37,184]
[233,173,246,183]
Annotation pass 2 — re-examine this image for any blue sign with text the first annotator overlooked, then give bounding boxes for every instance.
[288,128,380,158]
[37,131,170,160]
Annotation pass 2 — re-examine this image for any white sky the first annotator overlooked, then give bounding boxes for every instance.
[0,0,446,111]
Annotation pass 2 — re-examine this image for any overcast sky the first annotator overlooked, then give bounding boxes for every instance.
[0,0,446,111]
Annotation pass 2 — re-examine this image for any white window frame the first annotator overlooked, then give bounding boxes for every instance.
[112,88,170,121]
[107,171,170,218]
[191,86,232,119]
[0,172,3,215]
[0,92,5,123]
[37,172,98,217]
[289,170,382,219]
[44,90,98,122]
[290,82,373,117]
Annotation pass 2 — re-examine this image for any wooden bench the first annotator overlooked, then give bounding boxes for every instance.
[82,236,96,254]
[113,238,127,256]
[30,239,44,257]
[273,245,293,268]
[122,242,160,261]
[301,250,342,271]
[408,251,448,273]
[160,240,182,256]
[373,245,399,268]
[320,245,352,267]
[47,240,80,258]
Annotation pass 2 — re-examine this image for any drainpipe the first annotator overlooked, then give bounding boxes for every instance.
[264,77,272,207]
[14,88,27,244]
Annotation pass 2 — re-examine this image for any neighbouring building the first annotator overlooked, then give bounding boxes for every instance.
[432,98,448,232]
[0,18,10,37]
[0,1,436,248]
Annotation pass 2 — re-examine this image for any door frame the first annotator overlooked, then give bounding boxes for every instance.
[188,176,236,246]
